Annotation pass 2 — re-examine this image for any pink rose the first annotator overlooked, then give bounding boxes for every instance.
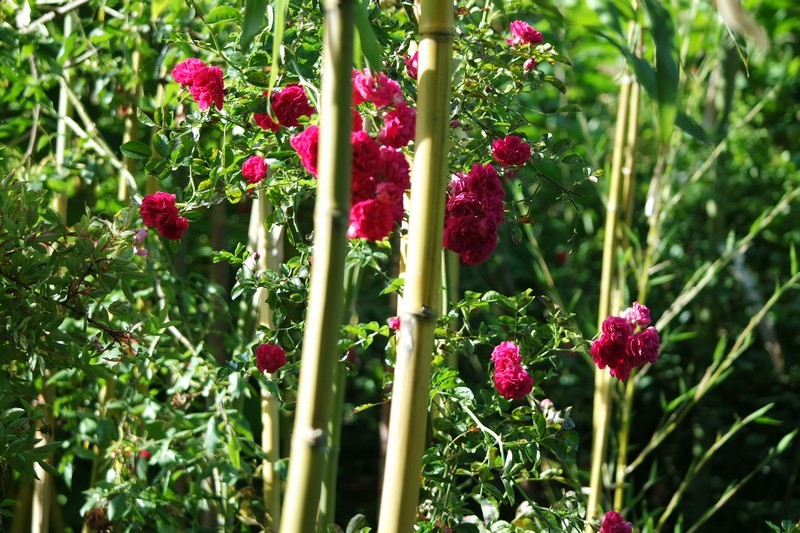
[507,20,543,46]
[347,198,395,241]
[492,135,532,167]
[622,301,651,328]
[256,343,287,374]
[290,125,320,177]
[188,66,224,110]
[491,341,523,372]
[352,109,364,131]
[351,130,382,179]
[404,51,419,79]
[271,84,316,127]
[378,103,417,148]
[242,155,267,184]
[600,511,632,533]
[140,192,189,241]
[524,58,537,71]
[172,58,206,86]
[627,327,660,365]
[493,366,534,400]
[376,147,411,190]
[352,69,404,108]
[387,316,401,331]
[138,450,151,461]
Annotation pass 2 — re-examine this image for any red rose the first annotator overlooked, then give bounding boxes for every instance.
[140,192,189,241]
[404,51,419,79]
[347,198,395,241]
[627,327,660,365]
[352,69,403,108]
[492,135,532,167]
[491,341,523,372]
[254,112,280,132]
[271,84,316,127]
[256,343,287,374]
[600,511,632,533]
[351,130,381,179]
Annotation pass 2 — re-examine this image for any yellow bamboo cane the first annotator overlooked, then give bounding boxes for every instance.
[377,2,454,531]
[279,1,354,530]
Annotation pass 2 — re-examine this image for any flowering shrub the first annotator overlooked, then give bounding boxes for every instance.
[172,58,224,110]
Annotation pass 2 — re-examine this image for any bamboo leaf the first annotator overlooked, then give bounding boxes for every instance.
[676,112,710,144]
[268,0,289,91]
[206,6,240,25]
[643,0,679,145]
[241,0,269,53]
[120,140,151,159]
[355,0,383,72]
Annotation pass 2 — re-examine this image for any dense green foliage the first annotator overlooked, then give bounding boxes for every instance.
[1,0,799,531]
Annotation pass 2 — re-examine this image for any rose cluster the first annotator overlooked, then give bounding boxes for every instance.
[254,84,316,132]
[172,58,224,110]
[491,341,534,400]
[590,302,660,382]
[140,192,189,241]
[443,163,505,264]
[290,69,414,242]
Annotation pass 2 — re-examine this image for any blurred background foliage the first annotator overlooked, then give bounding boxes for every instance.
[1,0,799,530]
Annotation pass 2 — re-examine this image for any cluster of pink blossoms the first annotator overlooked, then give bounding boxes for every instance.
[254,84,316,132]
[290,69,414,242]
[491,341,534,400]
[600,511,632,533]
[255,343,287,374]
[140,192,189,241]
[443,164,504,264]
[590,302,660,382]
[172,58,224,110]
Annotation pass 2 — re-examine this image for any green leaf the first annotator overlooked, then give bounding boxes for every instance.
[267,0,289,91]
[676,112,709,144]
[345,513,370,533]
[355,0,383,72]
[241,0,269,53]
[136,108,156,128]
[643,0,679,145]
[120,140,151,160]
[206,6,240,25]
[108,494,126,520]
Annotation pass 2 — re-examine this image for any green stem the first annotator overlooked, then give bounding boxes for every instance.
[279,2,354,530]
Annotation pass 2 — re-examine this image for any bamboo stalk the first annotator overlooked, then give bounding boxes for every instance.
[118,46,142,201]
[584,58,634,532]
[51,13,73,220]
[377,3,454,531]
[320,261,363,528]
[246,178,285,528]
[278,1,354,530]
[612,51,642,512]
